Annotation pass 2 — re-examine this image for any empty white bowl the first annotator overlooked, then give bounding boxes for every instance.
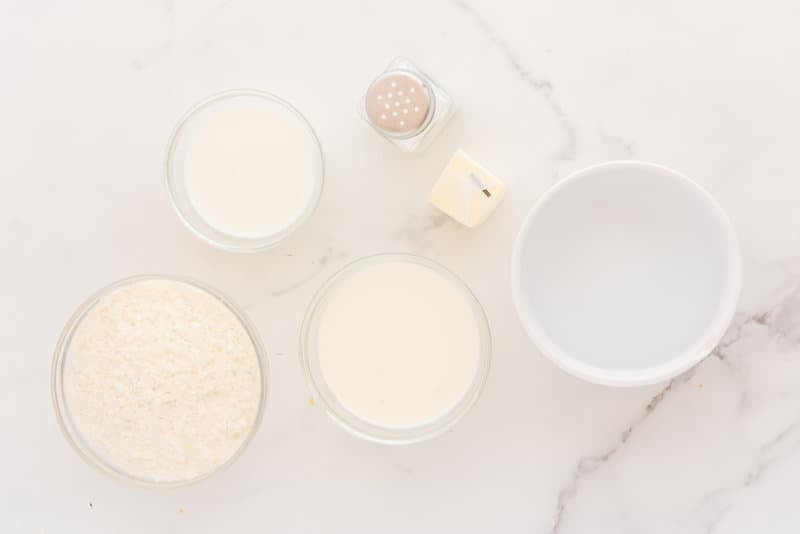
[511,161,741,386]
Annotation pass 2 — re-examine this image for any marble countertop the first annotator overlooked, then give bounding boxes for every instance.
[3,1,800,532]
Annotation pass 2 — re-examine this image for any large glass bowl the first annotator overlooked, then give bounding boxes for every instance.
[51,274,269,488]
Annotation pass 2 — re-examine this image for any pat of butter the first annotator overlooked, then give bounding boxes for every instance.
[429,150,506,227]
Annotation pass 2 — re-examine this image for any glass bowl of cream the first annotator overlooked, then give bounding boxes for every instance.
[51,275,268,487]
[301,254,492,444]
[165,89,324,252]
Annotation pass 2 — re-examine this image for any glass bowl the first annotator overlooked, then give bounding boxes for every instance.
[165,89,324,252]
[51,274,269,488]
[300,254,492,444]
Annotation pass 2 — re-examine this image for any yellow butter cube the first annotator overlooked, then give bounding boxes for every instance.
[429,150,506,227]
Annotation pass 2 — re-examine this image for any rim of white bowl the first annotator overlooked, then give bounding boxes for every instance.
[510,161,742,387]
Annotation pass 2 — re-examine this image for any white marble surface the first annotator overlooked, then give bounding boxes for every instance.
[2,1,800,532]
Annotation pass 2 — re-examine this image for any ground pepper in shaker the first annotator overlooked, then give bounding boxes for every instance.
[361,57,454,152]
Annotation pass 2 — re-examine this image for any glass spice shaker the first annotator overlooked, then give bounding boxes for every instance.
[361,57,454,153]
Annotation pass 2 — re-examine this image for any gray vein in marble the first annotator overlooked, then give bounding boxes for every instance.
[549,369,696,533]
[711,312,767,365]
[390,212,451,243]
[393,463,414,476]
[547,273,800,532]
[546,276,800,531]
[597,130,636,159]
[692,423,800,534]
[236,248,349,311]
[131,42,173,71]
[766,284,800,344]
[679,284,800,532]
[130,0,179,71]
[452,0,578,174]
[212,0,234,13]
[165,0,175,27]
[714,284,800,364]
[133,0,233,71]
[269,247,348,298]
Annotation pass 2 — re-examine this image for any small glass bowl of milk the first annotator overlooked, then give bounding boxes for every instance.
[301,254,492,444]
[166,90,324,252]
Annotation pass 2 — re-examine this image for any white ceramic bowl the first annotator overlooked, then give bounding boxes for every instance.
[511,161,741,386]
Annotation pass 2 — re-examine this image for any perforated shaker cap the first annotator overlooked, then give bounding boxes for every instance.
[365,70,433,138]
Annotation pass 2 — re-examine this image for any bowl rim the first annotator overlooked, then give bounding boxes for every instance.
[51,274,269,488]
[510,160,742,387]
[300,253,492,444]
[164,88,325,253]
